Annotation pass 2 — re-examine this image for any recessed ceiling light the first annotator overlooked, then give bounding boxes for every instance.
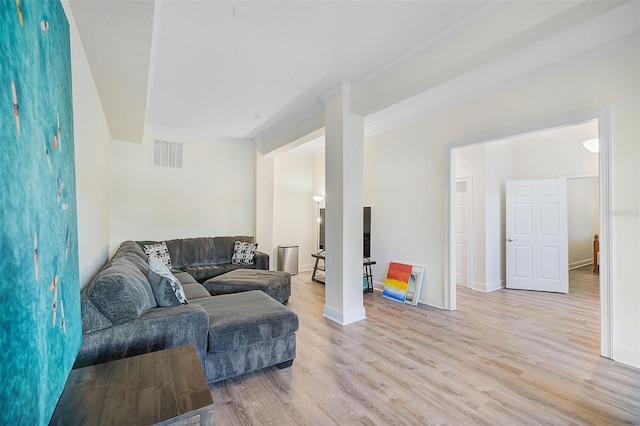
[254,115,262,120]
[233,6,251,21]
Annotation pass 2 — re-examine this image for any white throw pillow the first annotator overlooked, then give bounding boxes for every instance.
[143,242,172,269]
[231,241,258,265]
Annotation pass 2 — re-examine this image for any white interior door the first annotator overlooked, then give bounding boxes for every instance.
[455,180,470,286]
[506,179,568,293]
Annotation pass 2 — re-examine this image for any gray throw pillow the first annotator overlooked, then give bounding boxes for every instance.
[147,255,188,306]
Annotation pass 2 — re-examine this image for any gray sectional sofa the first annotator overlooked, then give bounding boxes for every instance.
[75,237,299,383]
[136,236,269,282]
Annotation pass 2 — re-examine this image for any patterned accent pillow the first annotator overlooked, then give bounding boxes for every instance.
[147,255,188,306]
[143,242,172,269]
[231,241,258,265]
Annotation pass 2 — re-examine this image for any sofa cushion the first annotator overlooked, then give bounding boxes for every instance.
[231,241,258,265]
[172,271,199,286]
[203,269,291,304]
[190,290,299,354]
[181,237,216,266]
[80,292,112,333]
[148,256,188,306]
[87,258,157,324]
[116,240,148,262]
[213,236,254,264]
[182,264,225,282]
[181,283,212,300]
[115,246,150,276]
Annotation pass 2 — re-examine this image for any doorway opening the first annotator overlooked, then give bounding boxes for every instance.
[445,109,611,358]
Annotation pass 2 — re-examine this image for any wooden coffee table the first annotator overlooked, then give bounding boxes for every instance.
[50,345,213,425]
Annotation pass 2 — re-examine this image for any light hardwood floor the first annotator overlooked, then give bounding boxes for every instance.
[210,266,640,425]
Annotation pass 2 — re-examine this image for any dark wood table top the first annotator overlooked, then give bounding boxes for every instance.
[50,345,213,425]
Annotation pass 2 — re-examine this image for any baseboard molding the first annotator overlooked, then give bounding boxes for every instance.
[421,295,444,309]
[472,280,505,293]
[298,263,314,272]
[614,347,640,369]
[569,259,593,270]
[323,305,367,325]
[374,281,444,309]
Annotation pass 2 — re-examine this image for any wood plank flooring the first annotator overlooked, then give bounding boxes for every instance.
[210,266,640,425]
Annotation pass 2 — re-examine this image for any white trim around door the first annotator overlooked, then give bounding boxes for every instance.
[445,108,612,359]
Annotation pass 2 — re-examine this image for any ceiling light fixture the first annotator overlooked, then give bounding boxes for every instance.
[582,139,599,154]
[233,6,251,21]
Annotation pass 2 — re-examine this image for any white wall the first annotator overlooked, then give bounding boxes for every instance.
[568,176,599,267]
[273,152,316,271]
[365,40,639,367]
[109,131,254,253]
[63,2,112,288]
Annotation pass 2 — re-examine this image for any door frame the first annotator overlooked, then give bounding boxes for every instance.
[455,177,473,289]
[560,172,599,271]
[444,108,612,359]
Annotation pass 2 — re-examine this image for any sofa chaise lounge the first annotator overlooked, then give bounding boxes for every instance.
[75,238,298,383]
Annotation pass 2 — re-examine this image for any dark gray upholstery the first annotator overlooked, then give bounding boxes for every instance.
[204,269,291,304]
[148,269,187,307]
[135,236,269,283]
[86,257,157,323]
[80,296,112,333]
[76,239,298,383]
[205,334,296,383]
[181,282,212,300]
[181,237,216,265]
[182,264,226,282]
[190,291,298,353]
[190,291,298,382]
[75,303,209,368]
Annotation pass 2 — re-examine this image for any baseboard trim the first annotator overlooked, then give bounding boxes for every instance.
[374,281,444,309]
[569,259,593,270]
[472,280,505,293]
[323,305,366,325]
[422,295,445,309]
[613,347,640,369]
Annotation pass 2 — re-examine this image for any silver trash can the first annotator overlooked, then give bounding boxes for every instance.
[277,245,298,275]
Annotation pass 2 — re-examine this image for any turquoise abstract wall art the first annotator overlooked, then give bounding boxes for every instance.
[0,1,81,424]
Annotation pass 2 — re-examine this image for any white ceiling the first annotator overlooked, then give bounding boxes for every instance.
[67,1,638,147]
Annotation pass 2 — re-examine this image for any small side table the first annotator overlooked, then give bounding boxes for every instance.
[50,345,213,425]
[311,253,375,293]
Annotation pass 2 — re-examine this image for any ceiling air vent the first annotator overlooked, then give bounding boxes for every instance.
[153,139,183,168]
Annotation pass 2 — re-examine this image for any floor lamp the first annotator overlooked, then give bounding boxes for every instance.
[313,195,324,253]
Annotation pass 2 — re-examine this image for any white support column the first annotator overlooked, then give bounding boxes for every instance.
[254,144,275,269]
[322,82,366,325]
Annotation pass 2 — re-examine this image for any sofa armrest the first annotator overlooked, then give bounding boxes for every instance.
[74,304,209,369]
[254,251,269,270]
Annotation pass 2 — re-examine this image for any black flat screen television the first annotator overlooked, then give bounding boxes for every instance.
[319,207,371,258]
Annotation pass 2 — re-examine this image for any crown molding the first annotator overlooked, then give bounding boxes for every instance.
[144,124,252,144]
[320,81,352,103]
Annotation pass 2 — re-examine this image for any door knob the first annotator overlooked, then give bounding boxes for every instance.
[508,238,518,242]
